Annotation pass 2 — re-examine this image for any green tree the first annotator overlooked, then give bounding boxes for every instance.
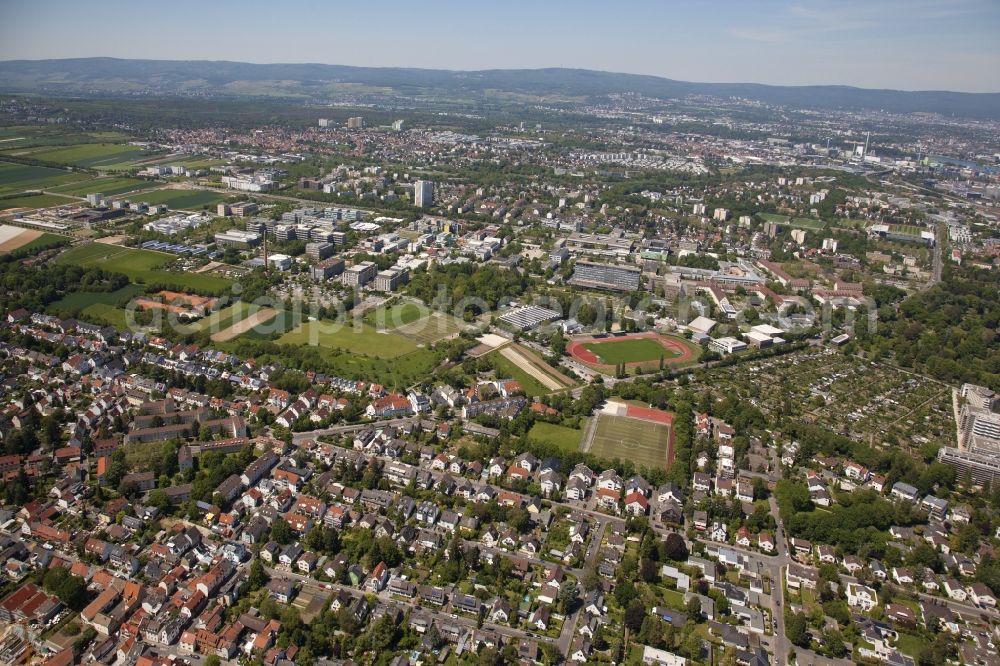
[247,557,268,591]
[270,517,293,545]
[786,612,809,648]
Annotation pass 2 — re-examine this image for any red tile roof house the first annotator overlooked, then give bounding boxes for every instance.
[507,464,531,482]
[623,491,649,515]
[596,488,620,512]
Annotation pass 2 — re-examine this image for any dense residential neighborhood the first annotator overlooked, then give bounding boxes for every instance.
[1,22,1000,666]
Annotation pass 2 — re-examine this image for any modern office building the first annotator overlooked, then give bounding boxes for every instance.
[374,267,410,292]
[342,261,377,287]
[305,242,335,261]
[346,117,364,129]
[217,202,259,217]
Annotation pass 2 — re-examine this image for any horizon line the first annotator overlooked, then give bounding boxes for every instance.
[1,55,997,96]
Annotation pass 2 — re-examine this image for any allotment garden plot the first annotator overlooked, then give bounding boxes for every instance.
[691,347,954,449]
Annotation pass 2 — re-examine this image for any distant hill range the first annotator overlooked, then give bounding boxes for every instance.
[1,57,998,120]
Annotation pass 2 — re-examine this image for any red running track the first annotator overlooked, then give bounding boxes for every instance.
[566,332,696,368]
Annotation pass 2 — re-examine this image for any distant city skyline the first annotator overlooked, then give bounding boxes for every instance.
[1,0,998,93]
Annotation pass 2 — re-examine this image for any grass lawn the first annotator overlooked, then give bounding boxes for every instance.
[583,338,681,365]
[367,302,427,328]
[49,283,144,312]
[396,312,467,345]
[894,631,929,657]
[661,587,686,610]
[590,414,672,471]
[789,217,825,230]
[77,303,131,329]
[124,439,171,471]
[323,348,440,390]
[0,160,90,195]
[757,212,825,230]
[528,421,585,453]
[183,301,253,333]
[56,243,233,293]
[48,284,146,328]
[278,319,418,359]
[130,188,229,210]
[227,326,440,387]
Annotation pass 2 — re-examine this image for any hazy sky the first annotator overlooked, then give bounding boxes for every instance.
[1,0,998,92]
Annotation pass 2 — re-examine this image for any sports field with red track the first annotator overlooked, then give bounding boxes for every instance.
[566,332,699,372]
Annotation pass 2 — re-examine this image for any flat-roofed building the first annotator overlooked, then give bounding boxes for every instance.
[374,267,409,292]
[215,230,261,249]
[311,257,345,282]
[499,305,562,331]
[709,337,747,355]
[306,242,335,261]
[566,232,636,260]
[217,202,259,217]
[960,404,1000,454]
[743,331,773,349]
[569,260,641,292]
[342,261,377,287]
[939,447,1000,486]
[414,180,434,208]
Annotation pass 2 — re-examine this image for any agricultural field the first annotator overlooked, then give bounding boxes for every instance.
[0,126,132,151]
[55,243,233,293]
[0,160,90,195]
[0,225,69,254]
[22,143,161,169]
[278,319,418,359]
[688,347,955,450]
[146,155,228,170]
[527,421,585,453]
[0,193,76,210]
[128,188,229,210]
[3,231,69,254]
[589,414,673,471]
[49,176,158,197]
